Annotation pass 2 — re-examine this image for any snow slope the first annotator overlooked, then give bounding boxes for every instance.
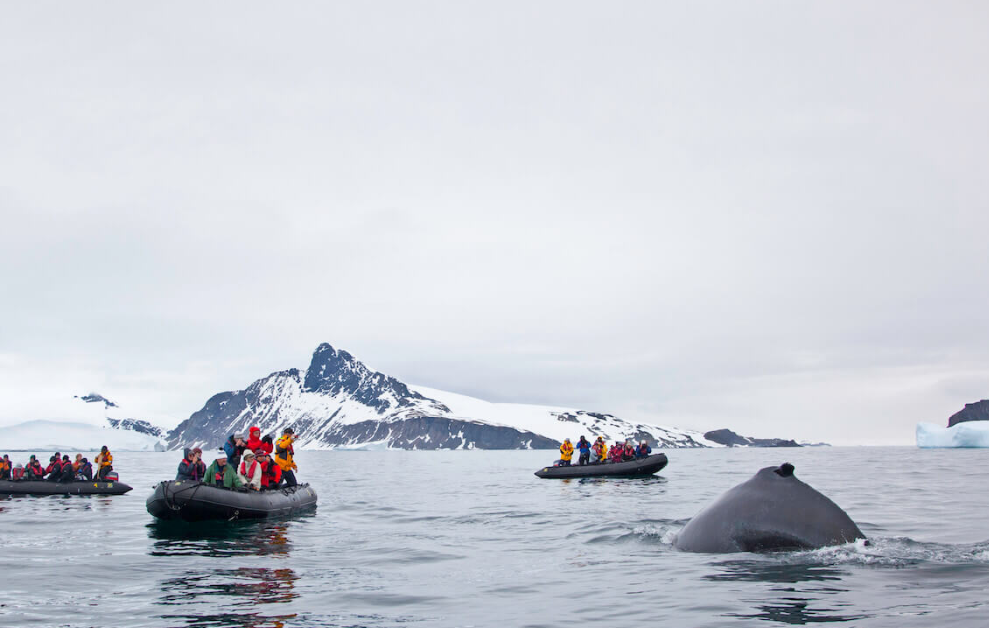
[0,393,168,451]
[410,385,720,448]
[0,420,165,452]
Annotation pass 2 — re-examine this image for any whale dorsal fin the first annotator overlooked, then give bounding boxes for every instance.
[774,462,795,477]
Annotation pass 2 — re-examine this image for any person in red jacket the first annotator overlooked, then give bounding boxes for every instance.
[256,451,282,489]
[246,427,273,455]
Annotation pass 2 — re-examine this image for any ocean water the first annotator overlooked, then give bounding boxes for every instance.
[1,447,987,627]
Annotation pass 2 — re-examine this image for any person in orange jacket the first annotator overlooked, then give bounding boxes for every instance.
[94,446,113,480]
[274,428,298,487]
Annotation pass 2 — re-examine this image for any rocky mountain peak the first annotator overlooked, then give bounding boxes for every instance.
[302,342,443,414]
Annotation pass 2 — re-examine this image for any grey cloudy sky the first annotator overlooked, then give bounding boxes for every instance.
[1,2,987,444]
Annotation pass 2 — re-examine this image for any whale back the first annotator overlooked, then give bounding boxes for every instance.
[674,464,865,553]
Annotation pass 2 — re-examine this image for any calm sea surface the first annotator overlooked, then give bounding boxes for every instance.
[1,447,987,627]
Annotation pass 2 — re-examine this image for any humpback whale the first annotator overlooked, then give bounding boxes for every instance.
[674,463,865,553]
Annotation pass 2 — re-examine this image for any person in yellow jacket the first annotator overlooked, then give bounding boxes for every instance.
[592,436,608,463]
[94,445,113,480]
[559,438,574,466]
[274,427,298,487]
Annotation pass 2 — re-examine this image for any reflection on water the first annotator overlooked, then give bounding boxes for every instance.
[150,520,303,627]
[705,560,846,584]
[147,518,307,557]
[727,598,868,624]
[157,567,299,628]
[707,560,867,624]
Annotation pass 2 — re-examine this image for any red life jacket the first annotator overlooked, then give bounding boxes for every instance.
[12,467,24,480]
[258,460,270,488]
[239,460,258,479]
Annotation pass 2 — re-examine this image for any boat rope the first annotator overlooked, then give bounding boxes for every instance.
[162,481,205,512]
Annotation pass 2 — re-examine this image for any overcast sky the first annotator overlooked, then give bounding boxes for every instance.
[1,2,987,445]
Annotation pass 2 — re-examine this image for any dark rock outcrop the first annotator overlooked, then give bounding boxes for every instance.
[106,418,163,438]
[947,400,989,427]
[704,429,801,448]
[75,393,118,409]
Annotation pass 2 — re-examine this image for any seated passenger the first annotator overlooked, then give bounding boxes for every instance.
[622,440,636,461]
[256,451,281,490]
[261,451,282,489]
[0,454,10,480]
[75,458,93,481]
[176,448,206,481]
[610,442,624,463]
[72,453,83,473]
[204,452,244,489]
[598,438,609,463]
[59,455,76,482]
[25,456,44,479]
[11,463,25,481]
[45,456,62,482]
[95,446,113,480]
[635,440,652,458]
[238,450,263,490]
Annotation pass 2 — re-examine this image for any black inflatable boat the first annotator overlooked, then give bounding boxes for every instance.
[0,479,133,495]
[535,453,669,479]
[146,480,318,522]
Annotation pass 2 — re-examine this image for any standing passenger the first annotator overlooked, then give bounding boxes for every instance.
[559,438,574,466]
[274,428,298,487]
[575,436,591,466]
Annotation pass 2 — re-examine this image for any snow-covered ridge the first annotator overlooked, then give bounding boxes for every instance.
[167,342,720,450]
[0,393,168,451]
[408,385,719,448]
[0,420,165,452]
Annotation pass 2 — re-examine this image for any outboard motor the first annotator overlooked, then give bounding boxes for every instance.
[104,471,119,482]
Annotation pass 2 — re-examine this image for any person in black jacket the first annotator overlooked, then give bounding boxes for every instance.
[59,455,76,482]
[75,458,93,481]
[176,448,206,481]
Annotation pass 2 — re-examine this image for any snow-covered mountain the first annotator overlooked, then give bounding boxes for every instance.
[0,393,167,452]
[167,342,719,451]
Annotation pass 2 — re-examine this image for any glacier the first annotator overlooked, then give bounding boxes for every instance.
[916,421,989,448]
[0,393,168,452]
[0,420,165,452]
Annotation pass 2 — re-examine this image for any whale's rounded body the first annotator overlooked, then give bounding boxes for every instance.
[674,463,865,553]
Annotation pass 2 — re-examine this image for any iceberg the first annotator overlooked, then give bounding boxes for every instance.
[916,421,989,448]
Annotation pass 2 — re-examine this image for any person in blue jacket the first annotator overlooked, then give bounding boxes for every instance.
[635,440,652,458]
[575,436,592,465]
[223,433,247,469]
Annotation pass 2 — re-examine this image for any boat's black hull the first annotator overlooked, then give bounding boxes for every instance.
[0,480,133,495]
[146,480,318,522]
[535,453,669,478]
